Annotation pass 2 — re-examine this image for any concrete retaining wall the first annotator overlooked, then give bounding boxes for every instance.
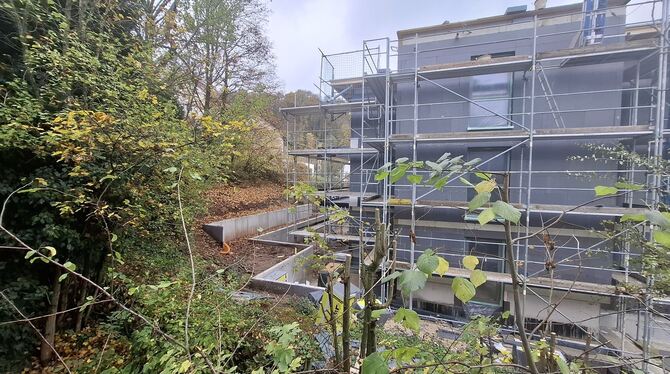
[251,245,325,296]
[203,204,311,243]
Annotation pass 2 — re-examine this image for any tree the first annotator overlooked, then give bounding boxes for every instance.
[0,0,250,365]
[172,0,275,115]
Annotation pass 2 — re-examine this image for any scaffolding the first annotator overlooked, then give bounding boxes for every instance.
[281,0,670,370]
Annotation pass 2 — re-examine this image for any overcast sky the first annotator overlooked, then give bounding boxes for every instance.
[268,0,657,92]
[268,0,581,93]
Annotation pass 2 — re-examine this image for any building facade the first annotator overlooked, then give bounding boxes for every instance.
[282,0,670,364]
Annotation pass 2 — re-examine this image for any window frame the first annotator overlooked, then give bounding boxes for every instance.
[467,52,516,131]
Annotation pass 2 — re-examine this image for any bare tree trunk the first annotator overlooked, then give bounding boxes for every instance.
[41,269,62,365]
[342,255,351,373]
[56,277,70,328]
[74,280,87,332]
[77,0,87,37]
[501,173,539,374]
[203,23,212,114]
[326,276,341,369]
[359,209,387,358]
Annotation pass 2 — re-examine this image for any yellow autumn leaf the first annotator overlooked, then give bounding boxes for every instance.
[435,257,450,276]
[463,255,479,270]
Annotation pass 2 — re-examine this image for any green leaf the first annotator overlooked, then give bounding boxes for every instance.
[99,174,117,182]
[407,174,423,185]
[621,213,646,223]
[111,233,118,243]
[389,164,410,183]
[433,176,449,190]
[646,210,670,228]
[24,250,36,259]
[492,200,521,224]
[178,360,191,373]
[380,271,402,283]
[475,172,491,180]
[398,270,428,294]
[58,273,68,282]
[375,170,389,181]
[614,181,644,190]
[393,307,420,332]
[654,230,670,247]
[189,172,202,180]
[362,352,389,374]
[395,157,409,164]
[477,208,496,225]
[463,255,479,270]
[452,277,476,303]
[470,269,487,287]
[43,246,57,258]
[63,261,76,272]
[371,309,387,320]
[435,257,450,277]
[18,188,44,194]
[555,355,570,374]
[468,192,491,212]
[463,157,482,167]
[79,296,95,312]
[475,180,496,193]
[163,166,178,173]
[379,162,393,170]
[436,152,452,163]
[460,177,474,187]
[425,160,442,172]
[417,249,439,274]
[393,347,420,364]
[594,185,618,196]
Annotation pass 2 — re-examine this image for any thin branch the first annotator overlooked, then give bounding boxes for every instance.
[0,291,72,374]
[94,333,112,374]
[0,299,111,326]
[177,166,197,361]
[0,182,217,373]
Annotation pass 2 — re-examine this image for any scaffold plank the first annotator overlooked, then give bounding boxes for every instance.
[395,261,621,296]
[280,101,368,116]
[288,148,378,157]
[365,198,648,217]
[387,125,652,143]
[418,55,533,79]
[537,39,658,65]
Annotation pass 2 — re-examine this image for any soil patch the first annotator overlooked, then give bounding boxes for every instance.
[195,181,299,274]
[203,182,289,222]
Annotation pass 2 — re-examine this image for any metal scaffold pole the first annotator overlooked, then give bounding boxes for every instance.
[522,14,539,329]
[383,37,391,237]
[360,41,367,280]
[381,37,392,303]
[644,0,668,370]
[409,33,419,310]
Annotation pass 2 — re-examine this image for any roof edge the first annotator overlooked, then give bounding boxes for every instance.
[396,0,628,39]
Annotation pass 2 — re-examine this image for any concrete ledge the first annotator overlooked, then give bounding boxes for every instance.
[251,245,325,296]
[203,204,311,243]
[249,278,323,297]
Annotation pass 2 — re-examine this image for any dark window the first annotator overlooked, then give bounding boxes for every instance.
[468,52,515,130]
[582,0,607,45]
[524,317,591,339]
[466,237,505,306]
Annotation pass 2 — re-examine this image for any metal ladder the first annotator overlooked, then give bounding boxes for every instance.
[536,63,566,128]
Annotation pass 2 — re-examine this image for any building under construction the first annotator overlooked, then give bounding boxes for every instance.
[281,0,670,369]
